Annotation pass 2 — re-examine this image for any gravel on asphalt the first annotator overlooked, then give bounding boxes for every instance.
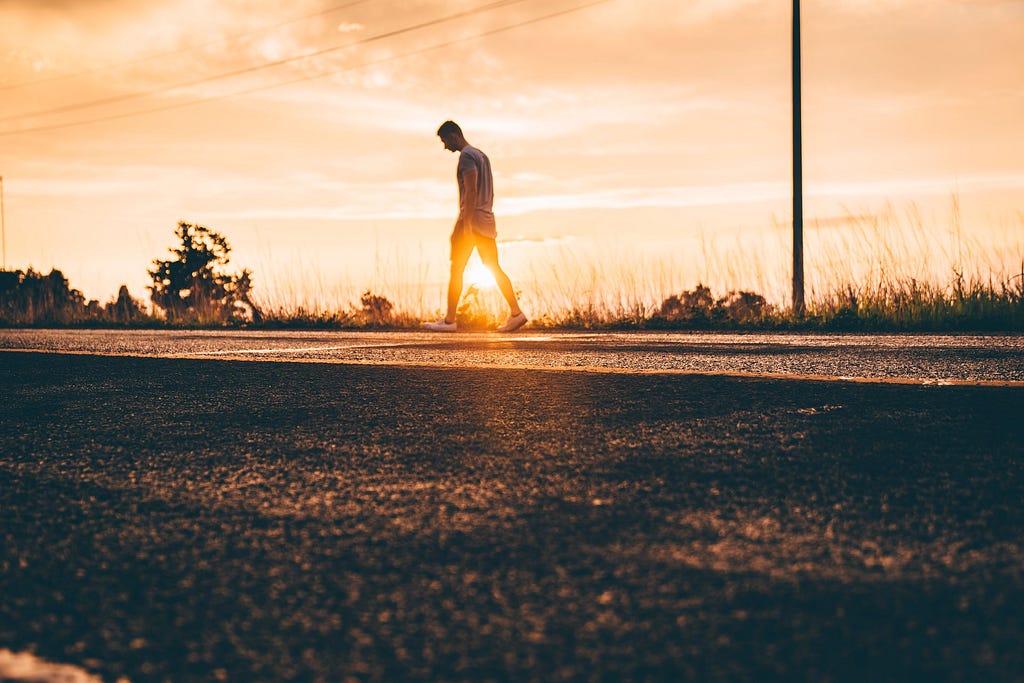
[1,351,1022,682]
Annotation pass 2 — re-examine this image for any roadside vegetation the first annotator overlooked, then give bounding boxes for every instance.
[1,217,1022,332]
[0,268,148,327]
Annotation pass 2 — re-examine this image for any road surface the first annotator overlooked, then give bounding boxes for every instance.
[1,328,1022,384]
[1,330,1022,682]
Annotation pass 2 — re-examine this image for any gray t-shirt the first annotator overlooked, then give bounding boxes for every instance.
[457,145,497,238]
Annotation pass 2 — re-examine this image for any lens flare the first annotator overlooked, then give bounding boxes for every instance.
[463,260,498,290]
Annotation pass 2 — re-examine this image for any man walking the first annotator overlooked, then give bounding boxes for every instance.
[423,121,527,333]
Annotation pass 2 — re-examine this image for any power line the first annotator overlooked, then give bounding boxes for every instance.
[0,0,612,138]
[0,0,373,92]
[216,0,610,102]
[0,0,529,125]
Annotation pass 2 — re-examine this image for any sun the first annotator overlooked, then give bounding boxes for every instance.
[463,259,498,290]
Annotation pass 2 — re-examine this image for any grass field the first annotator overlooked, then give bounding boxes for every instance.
[244,201,1024,331]
[2,201,1022,331]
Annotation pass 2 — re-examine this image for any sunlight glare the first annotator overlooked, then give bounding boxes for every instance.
[463,260,498,290]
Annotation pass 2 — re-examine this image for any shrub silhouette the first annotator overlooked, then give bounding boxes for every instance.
[0,268,87,324]
[653,284,769,327]
[360,290,393,326]
[655,284,716,323]
[717,290,768,323]
[148,222,259,324]
[456,285,494,330]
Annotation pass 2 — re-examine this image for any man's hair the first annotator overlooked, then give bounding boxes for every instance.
[437,120,462,137]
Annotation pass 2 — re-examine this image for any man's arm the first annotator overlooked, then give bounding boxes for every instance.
[457,167,478,236]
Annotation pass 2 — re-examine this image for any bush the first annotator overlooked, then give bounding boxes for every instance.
[455,285,496,330]
[717,290,768,323]
[359,290,394,326]
[655,284,715,324]
[651,285,768,327]
[148,222,259,324]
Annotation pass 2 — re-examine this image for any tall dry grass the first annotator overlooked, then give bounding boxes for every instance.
[245,199,1023,331]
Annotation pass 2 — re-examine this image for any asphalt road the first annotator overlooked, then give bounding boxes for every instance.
[1,331,1023,682]
[1,329,1023,383]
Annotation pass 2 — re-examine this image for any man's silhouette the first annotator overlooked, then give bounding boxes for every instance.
[423,121,527,333]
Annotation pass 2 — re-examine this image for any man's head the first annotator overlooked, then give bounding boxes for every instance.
[437,120,466,153]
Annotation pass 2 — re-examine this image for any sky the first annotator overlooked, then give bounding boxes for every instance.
[1,0,1022,311]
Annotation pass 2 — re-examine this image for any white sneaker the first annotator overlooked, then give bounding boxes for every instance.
[497,312,528,332]
[422,318,457,332]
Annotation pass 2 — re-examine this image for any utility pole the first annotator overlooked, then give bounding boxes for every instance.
[0,175,6,271]
[792,0,805,315]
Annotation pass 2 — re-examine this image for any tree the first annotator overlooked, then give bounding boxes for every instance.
[148,221,259,323]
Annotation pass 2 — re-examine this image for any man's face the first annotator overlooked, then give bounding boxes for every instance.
[439,133,460,153]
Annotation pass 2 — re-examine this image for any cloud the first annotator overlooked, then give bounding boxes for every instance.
[12,176,156,198]
[812,175,1024,199]
[497,182,789,215]
[497,173,1024,216]
[499,235,576,248]
[1,0,1020,304]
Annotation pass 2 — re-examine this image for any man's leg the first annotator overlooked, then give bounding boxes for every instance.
[445,231,474,323]
[476,237,523,317]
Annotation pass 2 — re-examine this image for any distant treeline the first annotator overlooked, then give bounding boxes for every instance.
[0,222,399,328]
[0,222,256,327]
[0,268,147,326]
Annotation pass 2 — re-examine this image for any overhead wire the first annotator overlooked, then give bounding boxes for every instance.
[0,0,612,138]
[0,0,530,125]
[216,0,614,101]
[0,0,373,92]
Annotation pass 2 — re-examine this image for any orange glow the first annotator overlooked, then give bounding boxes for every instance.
[0,0,1019,307]
[463,260,498,291]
